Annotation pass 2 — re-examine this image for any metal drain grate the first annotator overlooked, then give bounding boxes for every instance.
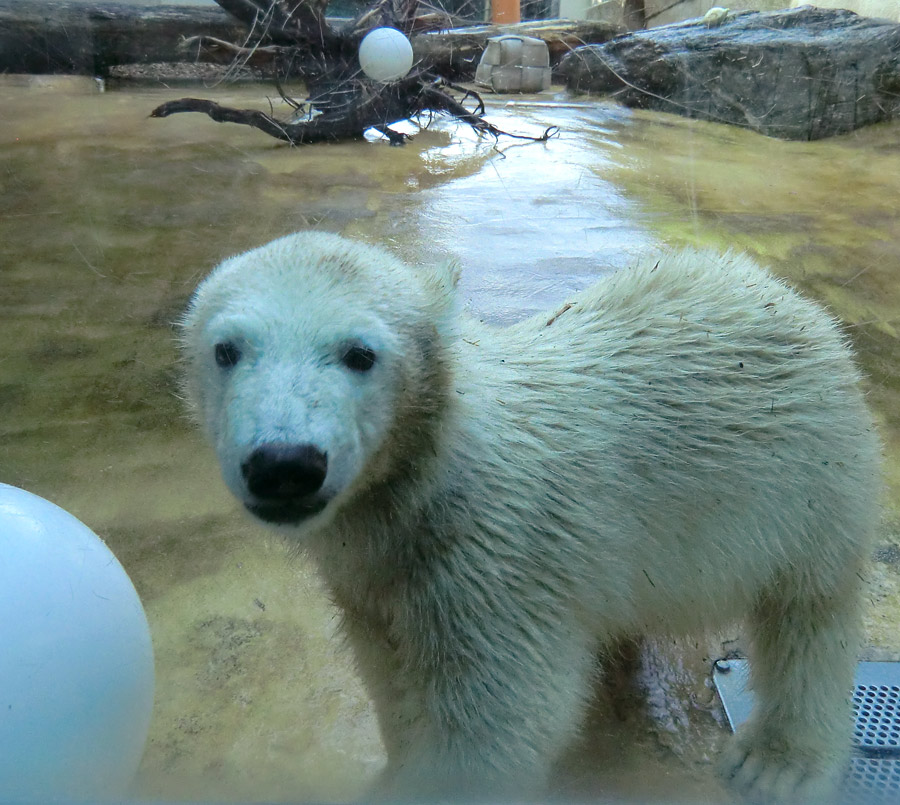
[846,756,900,803]
[854,683,900,753]
[713,660,900,802]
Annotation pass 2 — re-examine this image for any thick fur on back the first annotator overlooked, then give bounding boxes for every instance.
[181,233,881,801]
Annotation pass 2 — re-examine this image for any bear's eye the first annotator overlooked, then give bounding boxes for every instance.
[214,342,241,369]
[341,344,377,372]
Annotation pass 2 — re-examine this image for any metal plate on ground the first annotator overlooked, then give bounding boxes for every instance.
[712,660,900,802]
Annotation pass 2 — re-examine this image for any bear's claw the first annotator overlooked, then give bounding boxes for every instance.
[719,739,842,803]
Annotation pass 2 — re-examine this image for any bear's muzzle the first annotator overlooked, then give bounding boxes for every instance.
[241,443,329,524]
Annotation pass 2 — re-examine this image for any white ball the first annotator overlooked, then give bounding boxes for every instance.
[358,27,414,83]
[0,484,155,800]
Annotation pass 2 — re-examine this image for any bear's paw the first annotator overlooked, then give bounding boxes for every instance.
[719,734,843,803]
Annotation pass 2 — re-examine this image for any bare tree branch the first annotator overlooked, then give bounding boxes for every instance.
[152,0,565,146]
[151,73,557,144]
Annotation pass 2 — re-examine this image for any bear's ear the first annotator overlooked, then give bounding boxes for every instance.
[443,259,462,288]
[420,259,461,334]
[430,259,461,293]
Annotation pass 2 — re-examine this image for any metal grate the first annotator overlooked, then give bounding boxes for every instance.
[845,756,900,804]
[854,683,900,753]
[713,660,900,801]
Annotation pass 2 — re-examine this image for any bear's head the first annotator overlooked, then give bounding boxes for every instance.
[180,232,459,532]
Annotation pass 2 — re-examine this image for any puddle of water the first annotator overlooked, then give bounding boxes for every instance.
[1,77,899,802]
[391,101,657,324]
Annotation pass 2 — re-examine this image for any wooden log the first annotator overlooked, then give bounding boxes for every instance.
[0,1,622,79]
[0,1,246,75]
[183,18,625,80]
[415,19,624,78]
[557,6,900,140]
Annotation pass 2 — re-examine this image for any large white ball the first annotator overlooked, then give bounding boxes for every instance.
[358,27,414,83]
[0,483,155,800]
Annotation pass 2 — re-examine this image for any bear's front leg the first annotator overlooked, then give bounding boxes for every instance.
[342,611,596,801]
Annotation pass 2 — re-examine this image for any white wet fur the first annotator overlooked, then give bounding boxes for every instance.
[181,232,881,802]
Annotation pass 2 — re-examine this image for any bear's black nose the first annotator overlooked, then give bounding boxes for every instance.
[241,443,328,501]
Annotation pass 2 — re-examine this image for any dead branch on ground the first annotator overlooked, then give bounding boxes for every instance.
[151,0,557,145]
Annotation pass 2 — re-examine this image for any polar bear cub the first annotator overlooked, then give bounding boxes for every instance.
[181,232,880,802]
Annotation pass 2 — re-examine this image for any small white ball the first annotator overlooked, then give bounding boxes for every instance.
[0,484,155,800]
[358,27,414,83]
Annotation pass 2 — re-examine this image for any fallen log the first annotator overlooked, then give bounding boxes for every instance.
[414,19,624,78]
[0,0,245,75]
[0,1,620,80]
[177,19,621,81]
[557,6,900,140]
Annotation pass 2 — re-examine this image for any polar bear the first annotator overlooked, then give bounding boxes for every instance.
[180,232,880,802]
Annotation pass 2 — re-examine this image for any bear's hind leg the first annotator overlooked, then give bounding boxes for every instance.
[719,571,863,802]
